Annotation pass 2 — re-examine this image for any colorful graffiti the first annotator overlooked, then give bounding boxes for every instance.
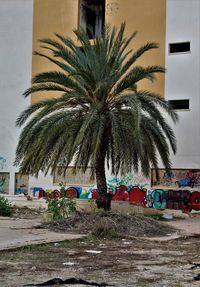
[32,185,200,212]
[147,189,200,212]
[107,175,149,192]
[15,173,29,195]
[33,185,147,206]
[151,169,200,189]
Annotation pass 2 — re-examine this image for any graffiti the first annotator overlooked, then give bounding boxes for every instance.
[31,177,200,213]
[129,186,147,206]
[147,189,200,212]
[31,187,43,197]
[15,173,29,195]
[107,176,133,193]
[0,156,6,170]
[34,184,146,205]
[107,175,149,194]
[112,185,129,201]
[151,169,200,189]
[110,185,147,205]
[148,189,167,209]
[65,187,79,198]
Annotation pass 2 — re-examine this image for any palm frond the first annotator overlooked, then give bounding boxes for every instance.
[15,23,178,181]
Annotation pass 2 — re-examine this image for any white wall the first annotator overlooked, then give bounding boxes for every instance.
[165,0,200,168]
[29,173,59,191]
[0,0,33,193]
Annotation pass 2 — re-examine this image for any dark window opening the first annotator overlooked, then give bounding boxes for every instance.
[79,0,105,39]
[168,99,189,110]
[77,46,84,53]
[169,42,190,54]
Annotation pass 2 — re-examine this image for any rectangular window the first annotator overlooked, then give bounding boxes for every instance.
[79,0,105,39]
[15,173,29,195]
[53,167,95,186]
[77,46,84,53]
[0,172,9,194]
[168,99,189,110]
[169,42,190,54]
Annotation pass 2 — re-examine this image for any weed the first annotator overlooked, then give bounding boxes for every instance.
[144,213,163,220]
[92,218,119,239]
[59,182,66,198]
[88,198,104,213]
[47,197,76,220]
[0,196,12,216]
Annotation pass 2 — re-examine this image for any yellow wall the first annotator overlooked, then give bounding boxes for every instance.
[106,0,166,97]
[32,0,79,103]
[32,0,166,103]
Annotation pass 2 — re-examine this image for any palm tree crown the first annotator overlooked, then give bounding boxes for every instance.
[15,23,178,209]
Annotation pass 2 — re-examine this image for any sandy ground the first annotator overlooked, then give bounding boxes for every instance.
[166,216,200,236]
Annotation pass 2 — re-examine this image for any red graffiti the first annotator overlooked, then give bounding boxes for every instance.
[152,189,200,212]
[65,187,79,198]
[38,189,45,198]
[35,184,200,213]
[129,186,146,206]
[91,189,99,200]
[190,191,200,211]
[112,185,129,201]
[50,190,61,199]
[166,190,190,211]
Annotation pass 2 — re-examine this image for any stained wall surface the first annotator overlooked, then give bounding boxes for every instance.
[32,0,166,103]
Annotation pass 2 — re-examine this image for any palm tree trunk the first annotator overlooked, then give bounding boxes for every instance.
[95,150,111,211]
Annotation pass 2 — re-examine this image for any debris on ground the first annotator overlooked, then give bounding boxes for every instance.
[190,263,200,270]
[11,206,43,219]
[24,277,110,286]
[1,225,200,287]
[42,211,176,238]
[85,250,102,254]
[0,208,200,287]
[23,192,33,201]
[194,274,200,281]
[62,262,78,266]
[162,213,173,220]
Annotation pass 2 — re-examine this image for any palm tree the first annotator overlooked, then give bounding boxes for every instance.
[15,23,178,210]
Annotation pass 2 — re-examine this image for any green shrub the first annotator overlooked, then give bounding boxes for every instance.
[59,182,66,198]
[144,214,163,220]
[0,196,12,216]
[47,197,76,221]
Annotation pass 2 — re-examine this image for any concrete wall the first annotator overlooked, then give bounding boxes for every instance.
[1,0,200,194]
[165,0,200,169]
[0,0,33,193]
[106,0,166,97]
[26,0,166,193]
[32,0,166,103]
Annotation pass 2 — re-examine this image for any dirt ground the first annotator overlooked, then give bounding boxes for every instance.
[41,211,176,238]
[0,209,200,287]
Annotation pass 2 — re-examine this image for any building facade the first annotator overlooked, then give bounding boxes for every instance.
[0,0,199,194]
